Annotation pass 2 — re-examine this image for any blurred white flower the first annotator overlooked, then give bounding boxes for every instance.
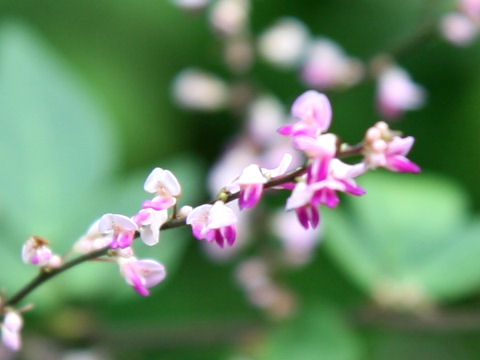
[440,12,478,46]
[377,66,425,118]
[209,0,249,35]
[272,210,322,266]
[247,95,285,146]
[258,18,310,68]
[172,68,229,111]
[301,38,364,89]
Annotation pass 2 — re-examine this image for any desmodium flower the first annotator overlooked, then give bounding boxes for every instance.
[142,167,181,210]
[118,256,167,296]
[98,213,138,249]
[278,90,332,137]
[186,201,238,247]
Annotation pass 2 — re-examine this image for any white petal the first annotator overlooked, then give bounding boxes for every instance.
[161,170,182,196]
[236,164,268,185]
[186,204,212,225]
[208,201,238,228]
[286,182,313,210]
[135,259,167,287]
[144,167,164,193]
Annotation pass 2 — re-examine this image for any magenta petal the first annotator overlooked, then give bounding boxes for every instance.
[214,229,225,248]
[389,156,421,173]
[192,223,205,240]
[307,157,330,183]
[343,181,367,196]
[224,225,237,246]
[278,123,296,135]
[310,206,320,229]
[123,264,149,296]
[142,197,175,210]
[110,233,120,249]
[133,281,150,297]
[117,232,134,248]
[295,206,310,229]
[324,189,340,208]
[239,184,263,210]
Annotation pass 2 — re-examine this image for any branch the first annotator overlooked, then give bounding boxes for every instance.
[2,143,364,309]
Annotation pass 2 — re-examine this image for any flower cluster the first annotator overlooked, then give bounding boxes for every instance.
[4,88,420,352]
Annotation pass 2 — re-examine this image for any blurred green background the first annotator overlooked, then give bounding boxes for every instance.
[1,0,480,359]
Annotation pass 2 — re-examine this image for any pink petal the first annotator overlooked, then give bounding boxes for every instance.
[388,156,421,173]
[142,196,176,211]
[291,90,332,132]
[239,184,264,209]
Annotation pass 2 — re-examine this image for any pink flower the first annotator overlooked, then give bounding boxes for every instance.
[98,213,138,249]
[132,209,168,246]
[377,66,425,118]
[461,0,480,20]
[22,235,53,267]
[74,219,114,253]
[234,164,268,209]
[118,256,166,296]
[293,133,337,159]
[286,182,321,229]
[286,159,365,229]
[278,90,332,137]
[186,201,238,247]
[440,12,478,46]
[1,311,23,352]
[232,154,292,209]
[363,121,421,173]
[301,38,364,89]
[142,168,181,211]
[310,159,366,208]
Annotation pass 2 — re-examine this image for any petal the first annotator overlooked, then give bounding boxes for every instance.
[387,136,415,156]
[291,90,332,132]
[191,222,207,240]
[144,167,164,193]
[214,229,225,248]
[286,182,313,210]
[142,196,176,211]
[116,232,135,249]
[135,259,167,288]
[99,213,138,232]
[224,225,237,246]
[4,312,23,332]
[236,164,268,185]
[265,153,293,178]
[161,170,182,196]
[208,201,238,228]
[388,156,421,173]
[122,262,149,296]
[239,184,264,210]
[1,327,21,351]
[186,204,212,225]
[295,206,310,229]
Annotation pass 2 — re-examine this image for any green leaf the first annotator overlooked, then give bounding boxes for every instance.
[0,20,116,245]
[324,172,480,304]
[257,303,363,360]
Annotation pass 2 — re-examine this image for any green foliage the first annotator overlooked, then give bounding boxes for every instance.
[256,303,363,360]
[324,172,480,304]
[0,21,199,308]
